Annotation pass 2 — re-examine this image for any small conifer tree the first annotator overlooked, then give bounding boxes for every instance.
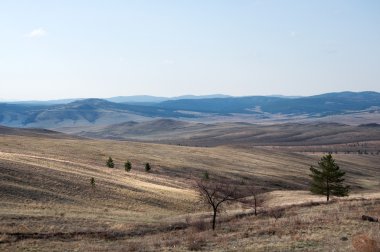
[125,161,132,172]
[310,154,349,201]
[106,157,114,168]
[145,162,151,172]
[203,171,209,180]
[90,177,95,188]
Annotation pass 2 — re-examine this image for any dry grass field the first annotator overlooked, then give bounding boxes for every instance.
[72,120,380,148]
[0,132,380,251]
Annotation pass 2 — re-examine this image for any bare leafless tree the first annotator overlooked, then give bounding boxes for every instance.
[268,207,285,221]
[194,178,243,230]
[240,185,266,216]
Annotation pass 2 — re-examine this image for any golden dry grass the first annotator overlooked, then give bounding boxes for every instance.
[0,134,380,251]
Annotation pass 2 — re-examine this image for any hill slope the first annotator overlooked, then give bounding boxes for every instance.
[157,91,380,115]
[0,132,380,251]
[76,120,380,147]
[1,92,380,129]
[0,99,193,128]
[0,125,79,139]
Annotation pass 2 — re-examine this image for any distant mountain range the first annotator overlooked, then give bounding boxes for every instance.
[5,94,231,105]
[156,91,380,115]
[0,91,379,129]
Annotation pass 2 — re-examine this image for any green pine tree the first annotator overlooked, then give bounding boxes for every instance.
[106,157,114,168]
[145,162,151,172]
[90,177,95,188]
[203,171,209,180]
[125,161,132,172]
[309,154,349,201]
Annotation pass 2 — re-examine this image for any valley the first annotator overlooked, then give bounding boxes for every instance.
[1,92,380,251]
[71,119,380,148]
[2,1,380,250]
[0,127,379,251]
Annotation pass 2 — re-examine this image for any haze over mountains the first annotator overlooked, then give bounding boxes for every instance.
[0,91,379,130]
[3,94,231,105]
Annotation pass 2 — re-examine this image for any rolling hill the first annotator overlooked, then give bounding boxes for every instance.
[156,91,380,115]
[75,120,380,147]
[1,128,380,251]
[0,99,194,128]
[0,125,79,139]
[0,92,379,129]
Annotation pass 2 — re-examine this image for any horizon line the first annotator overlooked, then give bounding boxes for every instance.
[1,90,379,103]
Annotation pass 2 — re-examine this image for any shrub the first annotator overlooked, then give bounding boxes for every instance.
[145,162,151,172]
[90,177,95,188]
[268,208,285,221]
[106,157,114,168]
[125,160,132,172]
[202,171,209,180]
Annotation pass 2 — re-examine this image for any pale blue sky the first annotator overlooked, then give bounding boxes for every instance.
[0,0,379,100]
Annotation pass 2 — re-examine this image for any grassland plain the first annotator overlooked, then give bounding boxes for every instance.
[0,134,380,251]
[72,120,380,147]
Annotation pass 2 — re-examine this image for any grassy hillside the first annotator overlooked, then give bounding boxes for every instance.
[0,133,380,250]
[75,120,380,148]
[0,125,80,139]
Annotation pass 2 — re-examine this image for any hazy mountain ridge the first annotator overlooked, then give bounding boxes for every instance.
[0,99,195,128]
[3,94,231,105]
[156,91,380,115]
[0,92,379,128]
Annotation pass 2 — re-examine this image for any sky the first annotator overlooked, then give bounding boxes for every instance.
[0,0,379,100]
